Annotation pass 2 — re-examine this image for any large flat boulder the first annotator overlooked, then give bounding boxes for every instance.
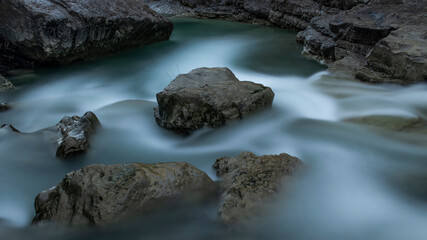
[213,152,303,223]
[154,67,274,134]
[33,162,216,226]
[0,0,174,73]
[361,25,427,84]
[56,111,101,159]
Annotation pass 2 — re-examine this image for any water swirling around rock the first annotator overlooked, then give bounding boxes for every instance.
[0,18,427,239]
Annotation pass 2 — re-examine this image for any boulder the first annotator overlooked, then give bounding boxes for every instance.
[362,25,427,85]
[0,0,174,73]
[0,75,14,91]
[297,2,427,84]
[154,67,274,134]
[56,111,101,159]
[33,162,216,226]
[213,152,303,223]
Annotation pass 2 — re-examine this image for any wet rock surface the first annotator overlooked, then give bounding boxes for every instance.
[296,2,427,84]
[56,111,101,159]
[347,116,427,134]
[0,103,11,112]
[0,0,174,74]
[0,124,20,133]
[213,152,303,223]
[144,0,426,85]
[154,67,274,134]
[0,75,14,91]
[33,162,216,226]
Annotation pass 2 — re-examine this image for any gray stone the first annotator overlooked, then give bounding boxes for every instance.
[142,0,426,85]
[56,111,101,159]
[0,103,11,112]
[214,152,303,223]
[0,75,14,91]
[0,0,173,73]
[33,162,216,226]
[154,67,274,134]
[0,124,20,133]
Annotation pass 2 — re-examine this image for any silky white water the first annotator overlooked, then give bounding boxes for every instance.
[0,18,426,239]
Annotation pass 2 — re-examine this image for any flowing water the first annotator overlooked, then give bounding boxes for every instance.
[0,18,427,239]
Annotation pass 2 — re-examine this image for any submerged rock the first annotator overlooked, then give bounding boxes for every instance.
[346,116,427,134]
[56,112,101,159]
[0,75,14,91]
[154,67,274,134]
[0,103,11,112]
[33,162,216,226]
[0,124,20,133]
[213,152,303,223]
[0,0,173,74]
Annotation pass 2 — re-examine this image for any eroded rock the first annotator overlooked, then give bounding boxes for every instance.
[0,124,20,133]
[298,2,426,84]
[33,162,216,226]
[154,67,274,134]
[56,111,101,159]
[0,75,14,91]
[214,152,303,223]
[0,103,11,112]
[0,0,173,74]
[143,0,426,85]
[346,116,427,134]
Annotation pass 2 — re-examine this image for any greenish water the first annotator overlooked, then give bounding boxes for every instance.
[1,18,427,240]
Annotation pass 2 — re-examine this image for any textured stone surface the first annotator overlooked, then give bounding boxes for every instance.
[33,162,216,226]
[0,124,20,133]
[56,111,101,159]
[154,67,274,134]
[0,75,14,91]
[346,116,427,134]
[143,0,426,85]
[0,0,173,74]
[298,2,427,84]
[213,152,303,223]
[0,103,11,112]
[362,25,427,85]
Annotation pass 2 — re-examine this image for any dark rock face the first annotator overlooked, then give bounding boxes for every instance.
[0,0,174,74]
[56,111,101,159]
[143,0,426,85]
[213,152,303,223]
[33,162,216,226]
[154,67,274,134]
[0,75,14,91]
[297,2,426,84]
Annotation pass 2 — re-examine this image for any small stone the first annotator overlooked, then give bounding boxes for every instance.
[0,103,12,112]
[56,111,101,159]
[0,75,14,91]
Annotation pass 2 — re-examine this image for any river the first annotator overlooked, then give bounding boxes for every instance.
[0,18,427,239]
